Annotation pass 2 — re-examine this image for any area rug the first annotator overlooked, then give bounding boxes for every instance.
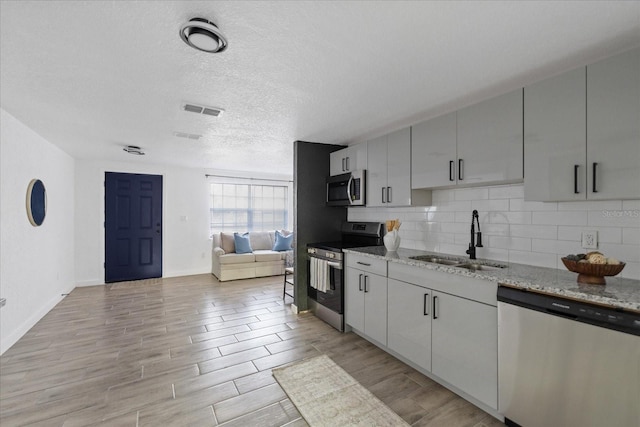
[272,355,410,426]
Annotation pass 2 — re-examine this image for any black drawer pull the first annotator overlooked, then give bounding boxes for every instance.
[574,165,579,194]
[592,162,598,193]
[433,295,438,319]
[423,293,429,316]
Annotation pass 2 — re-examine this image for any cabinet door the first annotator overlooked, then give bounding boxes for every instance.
[386,127,412,206]
[366,135,389,207]
[351,142,368,172]
[431,291,498,409]
[345,267,365,332]
[524,67,587,201]
[330,147,349,176]
[364,273,387,345]
[457,89,524,185]
[412,112,457,189]
[587,47,640,200]
[387,278,431,371]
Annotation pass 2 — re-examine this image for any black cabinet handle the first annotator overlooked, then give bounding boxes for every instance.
[592,162,598,193]
[449,161,455,181]
[381,187,386,203]
[341,158,345,171]
[356,261,371,266]
[346,157,350,171]
[364,275,369,293]
[574,165,580,194]
[358,274,363,291]
[387,187,392,203]
[423,293,429,316]
[458,159,464,181]
[433,295,438,319]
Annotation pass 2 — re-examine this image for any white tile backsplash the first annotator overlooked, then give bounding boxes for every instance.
[532,211,589,226]
[348,183,640,279]
[510,224,558,239]
[454,187,489,201]
[623,228,640,245]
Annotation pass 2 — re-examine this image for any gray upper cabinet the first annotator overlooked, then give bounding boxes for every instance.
[367,128,412,207]
[587,48,640,200]
[411,90,523,190]
[412,112,457,189]
[456,89,524,186]
[524,67,587,201]
[329,143,368,176]
[524,47,640,201]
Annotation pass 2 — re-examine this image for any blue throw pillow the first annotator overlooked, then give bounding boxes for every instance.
[234,232,253,254]
[273,230,293,251]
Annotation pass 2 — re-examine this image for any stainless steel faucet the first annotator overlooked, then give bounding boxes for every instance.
[466,210,483,260]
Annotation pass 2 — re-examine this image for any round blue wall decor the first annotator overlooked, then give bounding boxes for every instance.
[26,179,47,226]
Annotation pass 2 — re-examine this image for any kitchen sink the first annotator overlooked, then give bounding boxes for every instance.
[409,256,462,265]
[454,263,507,271]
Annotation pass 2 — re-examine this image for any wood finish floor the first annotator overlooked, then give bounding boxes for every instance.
[0,274,504,426]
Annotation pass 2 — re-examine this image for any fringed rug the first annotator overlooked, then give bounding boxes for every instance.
[272,355,410,426]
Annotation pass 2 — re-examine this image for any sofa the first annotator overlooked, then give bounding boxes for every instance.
[211,230,293,282]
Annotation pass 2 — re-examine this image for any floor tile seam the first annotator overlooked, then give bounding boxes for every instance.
[215,401,285,427]
[211,382,283,423]
[0,371,101,400]
[278,397,303,422]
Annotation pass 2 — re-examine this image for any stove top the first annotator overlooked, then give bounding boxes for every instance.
[307,222,385,253]
[308,241,369,252]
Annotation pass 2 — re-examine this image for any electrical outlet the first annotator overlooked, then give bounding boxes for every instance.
[582,230,598,249]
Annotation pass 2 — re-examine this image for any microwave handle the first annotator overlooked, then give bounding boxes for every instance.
[346,174,353,203]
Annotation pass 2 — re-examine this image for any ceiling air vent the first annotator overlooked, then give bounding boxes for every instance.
[182,103,224,117]
[173,131,202,140]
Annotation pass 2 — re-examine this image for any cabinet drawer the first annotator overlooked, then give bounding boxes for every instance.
[346,253,387,276]
[388,262,497,306]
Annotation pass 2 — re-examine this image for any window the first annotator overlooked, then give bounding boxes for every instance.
[210,183,289,235]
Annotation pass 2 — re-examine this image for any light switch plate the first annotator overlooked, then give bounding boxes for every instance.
[581,230,598,249]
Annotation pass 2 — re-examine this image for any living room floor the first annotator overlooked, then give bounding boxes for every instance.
[0,274,504,426]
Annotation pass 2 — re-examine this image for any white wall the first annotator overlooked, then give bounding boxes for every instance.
[0,109,75,354]
[74,160,214,286]
[349,183,640,280]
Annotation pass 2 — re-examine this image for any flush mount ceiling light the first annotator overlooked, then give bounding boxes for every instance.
[123,145,145,155]
[180,18,228,53]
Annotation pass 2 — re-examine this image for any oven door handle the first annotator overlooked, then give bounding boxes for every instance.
[327,261,342,269]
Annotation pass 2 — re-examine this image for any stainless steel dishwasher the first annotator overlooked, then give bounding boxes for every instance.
[498,285,640,427]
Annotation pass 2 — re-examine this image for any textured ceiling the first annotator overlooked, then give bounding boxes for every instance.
[1,1,639,177]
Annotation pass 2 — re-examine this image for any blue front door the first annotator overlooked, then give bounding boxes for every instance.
[105,172,163,283]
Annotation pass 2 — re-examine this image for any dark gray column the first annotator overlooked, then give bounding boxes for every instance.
[293,141,346,311]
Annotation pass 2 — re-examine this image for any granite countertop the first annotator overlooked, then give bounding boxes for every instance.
[343,246,640,312]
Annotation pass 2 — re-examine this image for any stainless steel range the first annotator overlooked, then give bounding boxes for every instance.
[307,222,384,331]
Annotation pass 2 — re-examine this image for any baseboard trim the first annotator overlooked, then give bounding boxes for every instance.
[0,288,71,355]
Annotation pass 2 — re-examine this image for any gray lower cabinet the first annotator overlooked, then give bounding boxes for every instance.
[345,254,388,345]
[387,262,498,410]
[431,290,497,410]
[387,278,432,370]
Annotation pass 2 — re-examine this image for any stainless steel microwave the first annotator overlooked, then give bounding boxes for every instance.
[326,170,366,206]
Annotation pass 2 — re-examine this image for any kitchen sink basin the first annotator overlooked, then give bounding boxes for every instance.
[409,256,462,265]
[454,263,507,271]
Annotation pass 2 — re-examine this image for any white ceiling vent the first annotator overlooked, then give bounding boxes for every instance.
[182,103,224,117]
[173,131,202,140]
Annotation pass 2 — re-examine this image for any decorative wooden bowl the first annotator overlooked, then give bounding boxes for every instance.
[561,258,625,285]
